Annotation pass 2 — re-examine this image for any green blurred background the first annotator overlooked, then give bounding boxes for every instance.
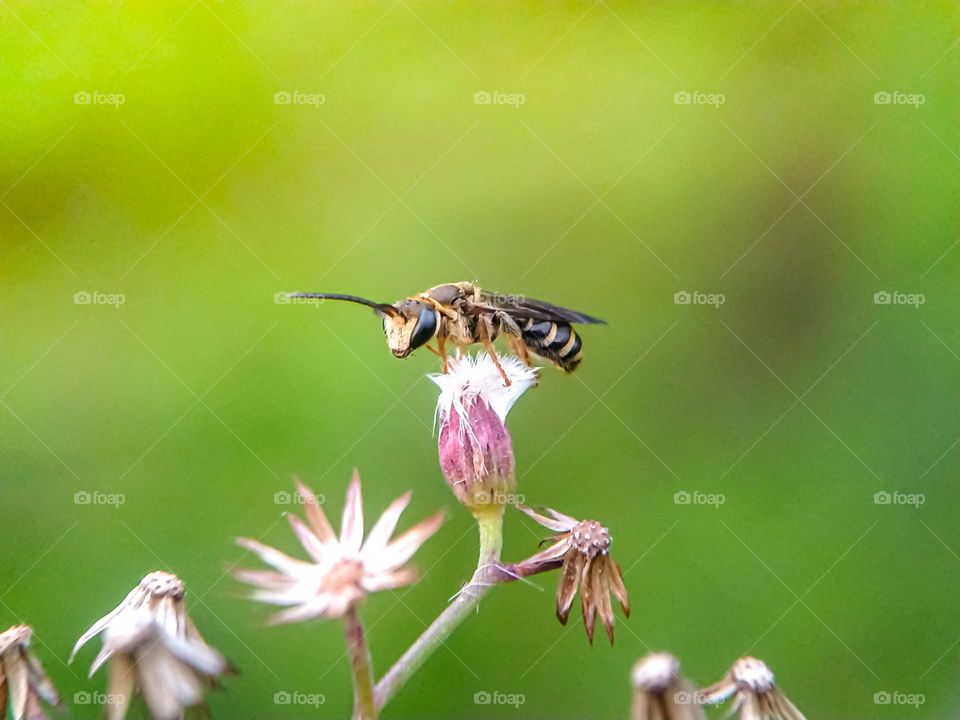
[2,1,960,717]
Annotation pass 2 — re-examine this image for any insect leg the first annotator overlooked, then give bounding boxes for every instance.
[438,335,448,374]
[478,315,511,386]
[495,311,531,366]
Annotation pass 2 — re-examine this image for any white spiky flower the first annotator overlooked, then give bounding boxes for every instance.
[235,472,444,624]
[71,571,229,720]
[701,657,806,720]
[430,353,538,510]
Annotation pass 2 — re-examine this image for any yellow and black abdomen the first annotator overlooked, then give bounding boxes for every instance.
[521,319,584,372]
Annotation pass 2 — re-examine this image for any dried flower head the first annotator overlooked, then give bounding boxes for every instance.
[0,624,61,720]
[630,651,705,720]
[508,505,629,644]
[70,571,229,720]
[236,472,443,624]
[701,656,806,720]
[431,353,538,512]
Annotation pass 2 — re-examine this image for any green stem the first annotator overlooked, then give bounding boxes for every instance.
[374,507,505,711]
[345,605,377,720]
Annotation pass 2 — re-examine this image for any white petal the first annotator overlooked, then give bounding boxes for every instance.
[106,655,135,720]
[5,649,29,718]
[70,585,141,662]
[430,353,538,424]
[236,537,312,575]
[233,568,292,592]
[295,478,336,543]
[136,642,204,719]
[251,588,311,607]
[362,568,417,592]
[157,625,227,676]
[368,511,443,574]
[362,491,411,558]
[287,514,331,564]
[267,597,332,625]
[516,504,576,533]
[340,470,364,554]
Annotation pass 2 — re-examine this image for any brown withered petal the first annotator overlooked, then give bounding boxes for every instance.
[510,505,629,645]
[700,657,806,720]
[631,652,706,720]
[0,625,61,720]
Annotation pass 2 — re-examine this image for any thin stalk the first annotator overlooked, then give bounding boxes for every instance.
[345,605,377,720]
[374,506,505,710]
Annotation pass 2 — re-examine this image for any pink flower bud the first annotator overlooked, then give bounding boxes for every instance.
[431,354,538,512]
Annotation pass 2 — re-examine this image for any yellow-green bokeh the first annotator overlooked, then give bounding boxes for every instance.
[2,2,959,718]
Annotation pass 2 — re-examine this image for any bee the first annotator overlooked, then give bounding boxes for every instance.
[288,281,605,384]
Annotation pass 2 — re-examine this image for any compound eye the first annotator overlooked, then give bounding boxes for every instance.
[408,307,437,350]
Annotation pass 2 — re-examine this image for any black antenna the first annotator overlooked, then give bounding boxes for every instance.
[286,292,399,317]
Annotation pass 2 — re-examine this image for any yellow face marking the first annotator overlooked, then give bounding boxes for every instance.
[383,315,417,357]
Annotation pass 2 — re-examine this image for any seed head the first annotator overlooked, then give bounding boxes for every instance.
[700,656,806,720]
[0,624,61,720]
[505,505,629,644]
[71,571,229,720]
[631,651,705,720]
